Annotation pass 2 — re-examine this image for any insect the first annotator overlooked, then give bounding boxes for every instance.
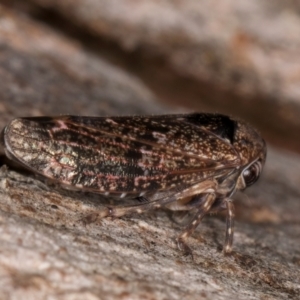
[0,113,266,255]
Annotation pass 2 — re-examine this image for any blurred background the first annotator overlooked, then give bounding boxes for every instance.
[0,1,299,299]
[1,0,300,152]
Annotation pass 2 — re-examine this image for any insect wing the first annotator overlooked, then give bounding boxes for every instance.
[2,114,240,195]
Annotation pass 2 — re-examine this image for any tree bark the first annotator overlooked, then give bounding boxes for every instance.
[0,3,299,299]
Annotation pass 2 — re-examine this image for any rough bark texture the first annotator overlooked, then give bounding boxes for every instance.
[0,3,299,300]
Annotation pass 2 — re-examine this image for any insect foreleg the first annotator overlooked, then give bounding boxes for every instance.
[223,199,235,254]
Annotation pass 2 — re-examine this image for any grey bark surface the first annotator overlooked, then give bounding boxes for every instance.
[0,4,299,300]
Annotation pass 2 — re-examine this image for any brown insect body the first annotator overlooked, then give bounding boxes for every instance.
[0,113,266,254]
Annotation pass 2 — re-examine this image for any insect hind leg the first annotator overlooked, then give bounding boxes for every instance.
[96,180,218,219]
[96,194,176,219]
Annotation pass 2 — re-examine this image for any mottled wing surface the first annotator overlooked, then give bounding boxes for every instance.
[3,114,240,196]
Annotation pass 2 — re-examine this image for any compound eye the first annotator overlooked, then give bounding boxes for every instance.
[242,161,262,187]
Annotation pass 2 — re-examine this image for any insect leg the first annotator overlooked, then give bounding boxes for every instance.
[97,200,167,218]
[96,193,180,218]
[97,180,217,219]
[223,198,235,254]
[177,192,216,256]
